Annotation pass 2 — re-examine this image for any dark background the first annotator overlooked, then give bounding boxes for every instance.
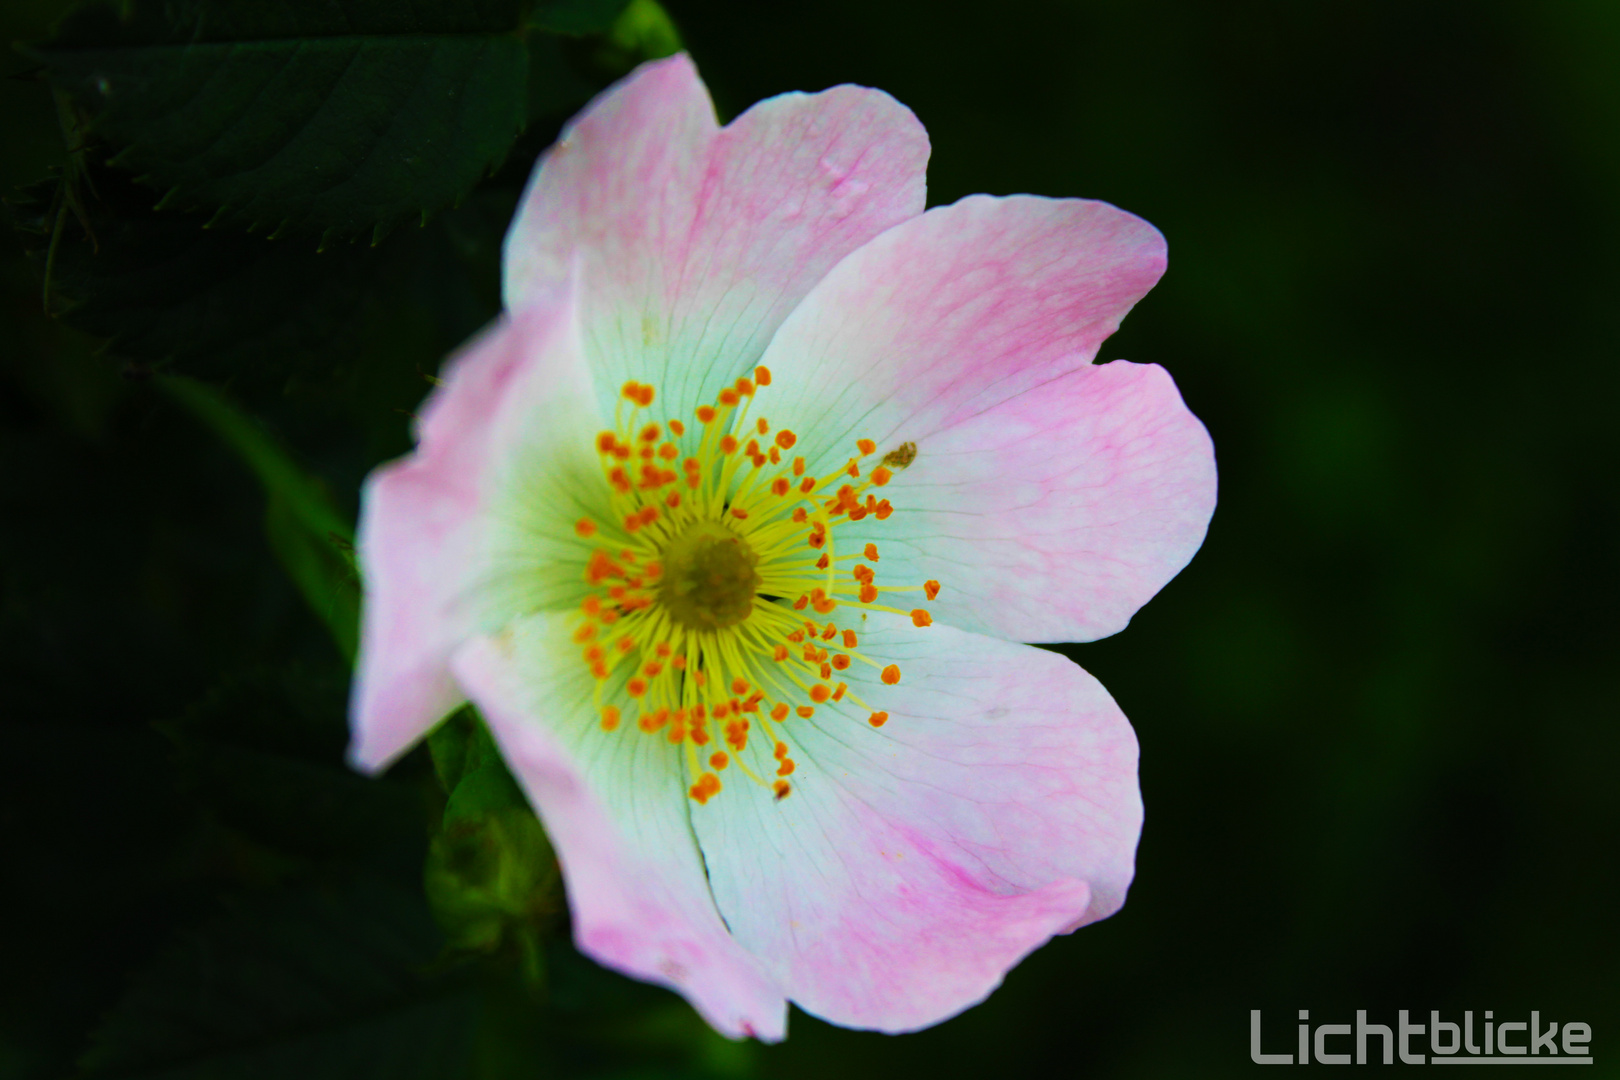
[2,2,1615,1078]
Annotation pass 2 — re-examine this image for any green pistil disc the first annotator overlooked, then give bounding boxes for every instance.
[659,520,760,630]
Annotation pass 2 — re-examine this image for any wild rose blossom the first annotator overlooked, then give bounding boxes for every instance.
[350,55,1216,1038]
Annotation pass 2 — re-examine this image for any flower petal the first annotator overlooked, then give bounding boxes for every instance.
[504,53,929,423]
[350,286,606,772]
[690,612,1140,1033]
[751,193,1207,640]
[452,615,789,1040]
[856,360,1214,641]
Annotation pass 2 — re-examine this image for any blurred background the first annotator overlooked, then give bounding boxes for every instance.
[2,1,1615,1077]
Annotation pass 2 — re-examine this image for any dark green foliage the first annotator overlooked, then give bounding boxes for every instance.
[531,0,636,35]
[77,878,481,1080]
[30,0,534,245]
[8,167,383,372]
[161,667,422,866]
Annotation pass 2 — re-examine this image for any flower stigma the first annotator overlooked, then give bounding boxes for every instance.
[570,369,943,806]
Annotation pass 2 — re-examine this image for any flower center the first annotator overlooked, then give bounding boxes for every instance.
[659,522,759,630]
[569,369,942,806]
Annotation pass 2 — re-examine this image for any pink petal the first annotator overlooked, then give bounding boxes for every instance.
[690,613,1141,1032]
[857,360,1214,641]
[751,194,1209,641]
[452,617,788,1040]
[350,288,602,772]
[504,54,928,422]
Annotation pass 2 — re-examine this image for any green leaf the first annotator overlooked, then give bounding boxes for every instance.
[77,879,479,1080]
[158,374,360,660]
[6,169,383,375]
[31,0,532,244]
[529,0,632,36]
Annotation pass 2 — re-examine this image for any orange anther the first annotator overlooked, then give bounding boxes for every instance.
[821,622,837,640]
[924,580,941,600]
[671,655,687,669]
[857,438,876,455]
[582,595,602,616]
[658,442,678,460]
[573,623,597,643]
[832,682,847,701]
[755,365,772,386]
[710,752,729,770]
[696,405,717,424]
[853,564,874,584]
[812,597,836,614]
[730,678,749,695]
[868,711,889,728]
[859,583,878,603]
[670,419,685,436]
[773,779,791,800]
[911,609,933,628]
[719,435,738,455]
[832,654,851,671]
[880,664,901,685]
[636,386,654,407]
[819,662,832,679]
[666,491,681,508]
[627,677,648,697]
[601,705,621,731]
[792,456,806,475]
[772,644,789,661]
[864,543,879,561]
[793,594,809,610]
[757,418,769,435]
[769,446,781,464]
[735,377,755,396]
[776,758,795,777]
[643,660,664,677]
[842,629,858,647]
[621,381,642,402]
[875,499,893,520]
[871,466,893,486]
[639,423,661,442]
[847,461,860,478]
[799,476,816,493]
[771,478,791,496]
[773,741,788,760]
[688,773,721,804]
[775,430,797,450]
[596,432,617,454]
[791,508,808,523]
[810,684,831,704]
[718,388,740,407]
[796,706,815,719]
[731,507,749,520]
[815,553,830,570]
[770,703,789,721]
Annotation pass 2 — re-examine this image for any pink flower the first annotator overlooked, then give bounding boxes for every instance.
[350,55,1215,1039]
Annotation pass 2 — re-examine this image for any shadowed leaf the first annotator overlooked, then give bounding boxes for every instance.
[30,0,533,244]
